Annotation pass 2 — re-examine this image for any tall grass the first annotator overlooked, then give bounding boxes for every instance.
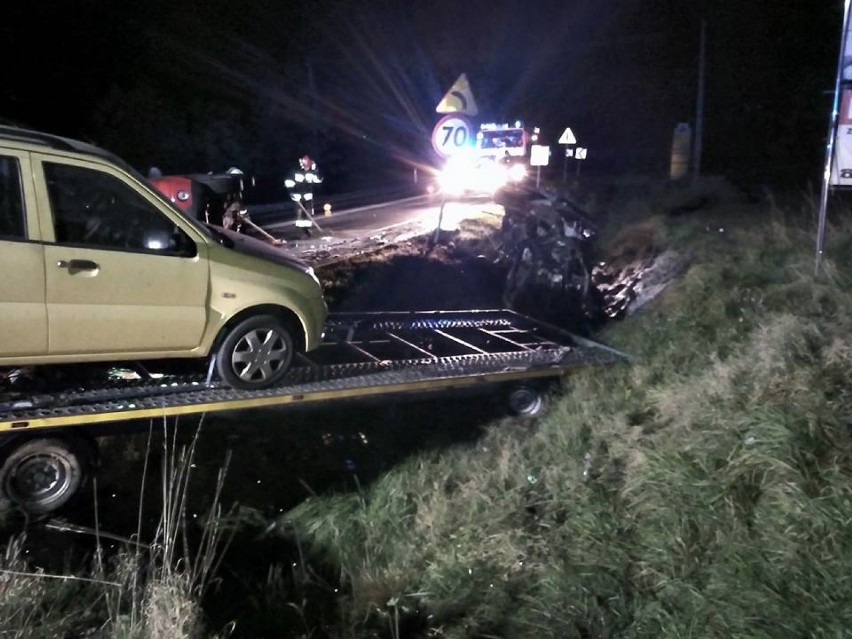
[281,190,852,637]
[0,418,234,638]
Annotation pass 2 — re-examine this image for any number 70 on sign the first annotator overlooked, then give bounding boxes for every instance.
[431,115,474,158]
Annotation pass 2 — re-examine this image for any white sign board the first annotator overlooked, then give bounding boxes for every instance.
[431,115,473,158]
[831,89,852,186]
[575,147,588,160]
[530,144,551,166]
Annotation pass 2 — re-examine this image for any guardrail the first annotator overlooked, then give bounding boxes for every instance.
[247,186,424,223]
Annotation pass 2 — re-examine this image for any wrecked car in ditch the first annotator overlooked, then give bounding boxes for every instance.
[495,183,603,331]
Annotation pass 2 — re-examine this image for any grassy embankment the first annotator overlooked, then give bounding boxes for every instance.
[279,184,852,637]
[0,424,233,638]
[4,181,852,637]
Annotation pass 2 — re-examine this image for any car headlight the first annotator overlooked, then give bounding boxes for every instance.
[438,164,466,195]
[508,164,527,182]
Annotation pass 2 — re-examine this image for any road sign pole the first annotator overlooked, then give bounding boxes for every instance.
[558,128,577,184]
[433,197,447,246]
[816,0,852,275]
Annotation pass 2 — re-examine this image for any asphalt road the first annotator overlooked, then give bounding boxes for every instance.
[245,194,503,263]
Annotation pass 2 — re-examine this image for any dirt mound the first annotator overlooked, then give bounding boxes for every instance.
[313,203,686,333]
[316,219,506,313]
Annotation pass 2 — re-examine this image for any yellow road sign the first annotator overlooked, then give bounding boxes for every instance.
[436,73,479,116]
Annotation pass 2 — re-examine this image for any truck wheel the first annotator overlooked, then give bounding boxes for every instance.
[0,437,93,515]
[216,314,294,390]
[506,384,546,417]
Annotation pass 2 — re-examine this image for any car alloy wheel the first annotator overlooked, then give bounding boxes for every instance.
[216,314,294,390]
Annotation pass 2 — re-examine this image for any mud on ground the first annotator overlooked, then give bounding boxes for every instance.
[309,213,688,330]
[313,217,509,313]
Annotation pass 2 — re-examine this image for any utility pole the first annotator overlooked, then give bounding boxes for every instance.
[693,17,706,184]
[307,59,319,158]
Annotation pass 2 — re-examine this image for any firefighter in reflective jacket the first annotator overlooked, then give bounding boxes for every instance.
[284,155,323,236]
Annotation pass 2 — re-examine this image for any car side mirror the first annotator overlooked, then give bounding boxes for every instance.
[143,228,196,257]
[143,229,172,251]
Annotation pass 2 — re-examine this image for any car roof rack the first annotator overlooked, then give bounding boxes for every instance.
[0,125,79,152]
[0,125,136,174]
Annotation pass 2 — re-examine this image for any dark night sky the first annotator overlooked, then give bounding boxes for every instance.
[0,0,843,191]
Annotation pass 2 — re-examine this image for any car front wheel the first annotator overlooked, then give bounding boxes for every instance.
[216,314,295,390]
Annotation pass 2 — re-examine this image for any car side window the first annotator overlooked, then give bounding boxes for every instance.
[0,155,26,240]
[44,162,196,256]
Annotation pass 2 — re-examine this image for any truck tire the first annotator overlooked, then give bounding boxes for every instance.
[216,314,295,390]
[506,383,547,417]
[0,437,93,515]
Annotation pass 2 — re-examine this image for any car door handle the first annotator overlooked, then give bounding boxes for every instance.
[57,259,100,272]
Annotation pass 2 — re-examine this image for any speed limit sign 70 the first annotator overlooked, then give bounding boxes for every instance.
[431,115,473,158]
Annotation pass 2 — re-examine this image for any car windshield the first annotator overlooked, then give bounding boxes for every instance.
[480,129,524,150]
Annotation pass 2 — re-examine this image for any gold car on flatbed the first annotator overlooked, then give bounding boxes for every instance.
[0,126,327,390]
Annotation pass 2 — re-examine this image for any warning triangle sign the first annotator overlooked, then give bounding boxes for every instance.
[558,128,577,144]
[436,73,478,116]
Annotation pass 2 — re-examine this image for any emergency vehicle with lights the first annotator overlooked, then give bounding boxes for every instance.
[435,121,539,198]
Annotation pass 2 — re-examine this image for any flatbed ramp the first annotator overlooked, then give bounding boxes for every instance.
[0,309,628,513]
[0,309,626,432]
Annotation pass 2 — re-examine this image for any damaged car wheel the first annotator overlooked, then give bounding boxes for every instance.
[216,315,295,390]
[0,436,93,515]
[506,384,546,417]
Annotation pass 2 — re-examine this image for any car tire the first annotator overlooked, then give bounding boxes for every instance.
[506,383,547,417]
[0,437,93,515]
[216,314,295,390]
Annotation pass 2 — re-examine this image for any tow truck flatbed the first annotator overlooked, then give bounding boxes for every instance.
[0,309,627,514]
[0,309,626,433]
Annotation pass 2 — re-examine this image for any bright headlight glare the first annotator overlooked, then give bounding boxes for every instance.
[438,159,469,194]
[439,155,514,195]
[509,165,527,181]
